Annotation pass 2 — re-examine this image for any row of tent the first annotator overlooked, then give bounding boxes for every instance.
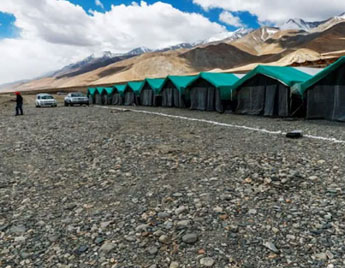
[88,56,345,122]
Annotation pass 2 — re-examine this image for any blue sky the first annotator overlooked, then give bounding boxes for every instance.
[0,11,20,39]
[0,0,260,39]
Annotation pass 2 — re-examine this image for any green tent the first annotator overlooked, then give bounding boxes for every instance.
[124,81,144,106]
[232,65,312,117]
[111,84,126,105]
[295,56,345,121]
[87,87,97,96]
[159,75,198,107]
[233,65,312,94]
[186,72,240,112]
[94,87,105,105]
[113,84,127,97]
[102,87,114,105]
[87,87,97,104]
[295,56,345,95]
[140,78,166,106]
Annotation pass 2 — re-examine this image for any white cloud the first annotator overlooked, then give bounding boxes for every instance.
[95,0,104,9]
[193,0,345,24]
[0,0,229,84]
[219,11,244,27]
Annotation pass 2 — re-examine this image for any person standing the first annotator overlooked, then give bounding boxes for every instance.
[15,92,24,116]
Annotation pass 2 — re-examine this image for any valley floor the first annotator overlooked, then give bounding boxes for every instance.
[0,103,345,267]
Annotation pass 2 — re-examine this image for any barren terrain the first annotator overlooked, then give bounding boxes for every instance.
[1,98,345,267]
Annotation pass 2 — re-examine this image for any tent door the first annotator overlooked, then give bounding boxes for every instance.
[124,92,135,106]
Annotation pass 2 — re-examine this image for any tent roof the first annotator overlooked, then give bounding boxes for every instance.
[187,72,240,100]
[142,78,166,93]
[113,84,127,96]
[95,87,105,95]
[126,81,144,95]
[199,72,240,88]
[113,84,127,92]
[295,56,345,94]
[232,65,312,95]
[159,75,198,93]
[103,87,114,95]
[87,87,97,96]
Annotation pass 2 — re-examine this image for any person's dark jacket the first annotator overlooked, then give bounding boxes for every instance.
[16,95,23,105]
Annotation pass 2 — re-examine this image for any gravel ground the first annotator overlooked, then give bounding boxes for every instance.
[0,101,345,268]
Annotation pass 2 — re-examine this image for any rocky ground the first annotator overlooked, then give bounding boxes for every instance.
[0,100,345,268]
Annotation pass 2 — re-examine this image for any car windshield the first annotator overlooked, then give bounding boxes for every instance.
[71,93,84,97]
[41,96,54,99]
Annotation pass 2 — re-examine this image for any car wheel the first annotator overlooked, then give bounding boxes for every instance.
[64,102,68,107]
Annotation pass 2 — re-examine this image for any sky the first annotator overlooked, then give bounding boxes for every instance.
[0,0,344,85]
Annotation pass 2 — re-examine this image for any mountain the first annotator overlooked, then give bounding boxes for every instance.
[280,12,345,32]
[280,18,326,32]
[2,17,345,92]
[231,27,282,55]
[125,47,153,56]
[52,52,135,79]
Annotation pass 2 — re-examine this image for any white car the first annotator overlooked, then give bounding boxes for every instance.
[64,92,89,106]
[35,94,57,108]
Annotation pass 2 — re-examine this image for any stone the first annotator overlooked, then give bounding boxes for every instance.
[176,220,191,228]
[10,225,26,234]
[147,246,158,255]
[159,235,169,244]
[157,212,170,218]
[136,224,149,232]
[248,209,257,215]
[200,257,215,267]
[14,236,26,243]
[314,253,327,261]
[100,241,116,253]
[169,261,179,268]
[175,206,187,215]
[95,237,105,245]
[182,233,198,244]
[263,241,279,253]
[75,245,88,255]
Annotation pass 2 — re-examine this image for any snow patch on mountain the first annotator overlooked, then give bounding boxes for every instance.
[203,28,251,43]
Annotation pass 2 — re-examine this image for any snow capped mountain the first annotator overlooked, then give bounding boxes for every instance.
[280,13,345,32]
[203,28,251,43]
[280,18,325,32]
[125,47,152,56]
[334,12,345,20]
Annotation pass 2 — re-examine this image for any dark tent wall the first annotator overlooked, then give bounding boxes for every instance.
[306,63,345,121]
[140,82,155,106]
[160,80,184,108]
[103,88,114,105]
[112,85,126,105]
[94,88,104,105]
[124,88,137,106]
[123,82,143,106]
[87,88,96,104]
[236,75,290,117]
[188,78,223,113]
[112,90,123,105]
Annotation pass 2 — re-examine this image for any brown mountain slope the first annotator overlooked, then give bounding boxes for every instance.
[269,22,345,53]
[231,27,301,55]
[179,43,260,70]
